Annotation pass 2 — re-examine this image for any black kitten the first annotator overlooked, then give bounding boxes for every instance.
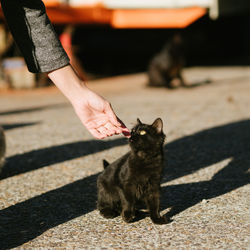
[97,118,167,224]
[0,126,6,174]
[148,34,186,89]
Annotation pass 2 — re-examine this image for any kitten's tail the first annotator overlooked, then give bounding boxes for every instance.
[103,159,110,169]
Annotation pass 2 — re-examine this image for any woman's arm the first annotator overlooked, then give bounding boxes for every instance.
[48,65,130,139]
[0,0,130,138]
[0,0,69,73]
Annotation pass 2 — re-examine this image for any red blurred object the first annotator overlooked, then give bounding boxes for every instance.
[0,2,206,28]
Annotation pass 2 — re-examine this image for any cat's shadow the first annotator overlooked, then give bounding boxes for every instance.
[160,119,250,220]
[1,138,127,179]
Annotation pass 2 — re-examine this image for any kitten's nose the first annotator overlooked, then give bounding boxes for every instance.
[129,135,136,142]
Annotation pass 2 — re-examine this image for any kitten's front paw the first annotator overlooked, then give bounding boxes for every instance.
[100,208,119,219]
[151,215,169,225]
[122,210,135,223]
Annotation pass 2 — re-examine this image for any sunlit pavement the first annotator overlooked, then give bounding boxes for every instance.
[0,67,249,249]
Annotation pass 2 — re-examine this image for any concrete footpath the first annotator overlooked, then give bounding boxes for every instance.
[0,67,249,249]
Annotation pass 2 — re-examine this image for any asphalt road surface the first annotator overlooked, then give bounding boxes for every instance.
[0,67,249,249]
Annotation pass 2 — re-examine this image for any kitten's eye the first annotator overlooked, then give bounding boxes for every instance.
[139,130,146,135]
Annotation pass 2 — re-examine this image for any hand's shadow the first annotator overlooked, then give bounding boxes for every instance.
[161,119,250,219]
[1,138,127,179]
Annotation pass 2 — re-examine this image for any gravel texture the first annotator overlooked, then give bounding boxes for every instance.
[0,67,249,249]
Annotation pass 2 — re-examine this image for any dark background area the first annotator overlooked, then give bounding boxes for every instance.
[68,13,250,77]
[5,12,250,78]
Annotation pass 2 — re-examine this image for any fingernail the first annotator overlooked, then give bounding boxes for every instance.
[122,130,131,137]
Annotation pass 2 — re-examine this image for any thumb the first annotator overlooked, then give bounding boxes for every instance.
[104,102,131,137]
[104,102,121,127]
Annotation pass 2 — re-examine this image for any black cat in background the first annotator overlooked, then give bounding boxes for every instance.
[148,34,186,89]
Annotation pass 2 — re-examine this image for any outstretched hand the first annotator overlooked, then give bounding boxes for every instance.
[72,86,130,139]
[48,65,130,139]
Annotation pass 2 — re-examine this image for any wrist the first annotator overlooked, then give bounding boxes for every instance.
[48,64,88,103]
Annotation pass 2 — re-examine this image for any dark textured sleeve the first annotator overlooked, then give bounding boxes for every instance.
[0,0,70,73]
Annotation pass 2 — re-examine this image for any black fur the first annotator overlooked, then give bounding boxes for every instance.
[148,34,186,89]
[102,159,109,169]
[97,118,167,224]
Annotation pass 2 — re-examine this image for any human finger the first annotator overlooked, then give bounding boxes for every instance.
[88,128,106,139]
[104,102,122,127]
[104,103,130,137]
[121,127,131,138]
[84,119,107,129]
[117,118,131,137]
[104,122,121,135]
[97,126,113,137]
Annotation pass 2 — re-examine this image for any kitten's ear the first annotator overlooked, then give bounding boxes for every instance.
[152,118,163,133]
[103,159,110,169]
[137,118,142,124]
